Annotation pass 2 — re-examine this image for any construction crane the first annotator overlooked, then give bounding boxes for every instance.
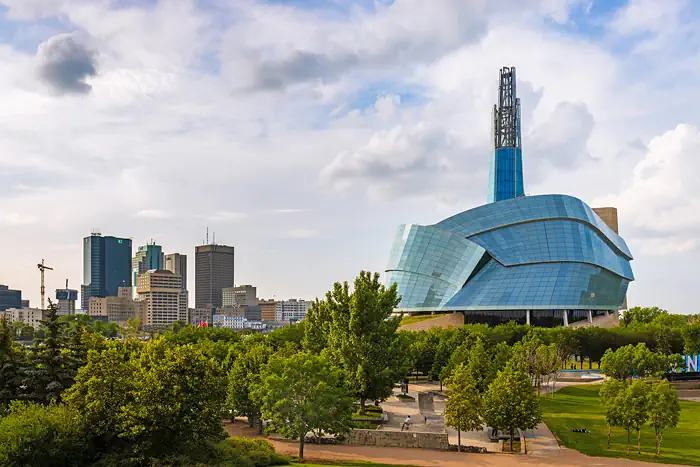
[37,259,53,311]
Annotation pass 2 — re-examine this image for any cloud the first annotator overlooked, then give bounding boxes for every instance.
[134,209,172,220]
[596,124,700,254]
[319,122,461,199]
[268,209,307,214]
[36,32,98,94]
[277,229,320,239]
[527,101,595,174]
[0,213,39,226]
[205,211,249,223]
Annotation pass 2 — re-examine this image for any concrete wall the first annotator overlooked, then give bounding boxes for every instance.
[347,429,449,450]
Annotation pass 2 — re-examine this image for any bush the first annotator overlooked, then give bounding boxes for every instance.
[0,402,90,467]
[213,438,288,467]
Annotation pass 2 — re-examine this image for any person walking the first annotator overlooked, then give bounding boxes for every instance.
[401,415,411,431]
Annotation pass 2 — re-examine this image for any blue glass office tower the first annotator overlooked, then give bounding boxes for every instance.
[385,67,634,326]
[488,67,524,203]
[81,233,132,311]
[0,285,22,311]
[132,243,164,297]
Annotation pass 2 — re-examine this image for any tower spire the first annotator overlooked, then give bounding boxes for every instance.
[488,66,524,203]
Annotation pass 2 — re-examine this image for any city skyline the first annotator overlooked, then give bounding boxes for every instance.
[2,1,700,313]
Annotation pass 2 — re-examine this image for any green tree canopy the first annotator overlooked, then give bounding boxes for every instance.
[619,380,651,454]
[600,379,626,449]
[304,271,408,411]
[226,341,272,432]
[647,380,681,456]
[481,363,542,451]
[253,352,353,459]
[444,363,482,452]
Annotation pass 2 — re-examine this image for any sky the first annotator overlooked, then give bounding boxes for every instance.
[1,0,699,313]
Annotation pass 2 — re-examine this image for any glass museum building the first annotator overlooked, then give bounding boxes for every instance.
[385,67,634,326]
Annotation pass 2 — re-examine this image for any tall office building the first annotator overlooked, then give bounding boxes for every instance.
[82,233,132,311]
[488,66,524,203]
[0,285,22,312]
[164,253,188,292]
[132,242,163,298]
[195,244,234,309]
[136,270,187,328]
[55,287,78,316]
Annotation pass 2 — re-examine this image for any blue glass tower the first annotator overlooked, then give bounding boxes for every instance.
[487,67,524,203]
[132,242,164,297]
[81,233,132,311]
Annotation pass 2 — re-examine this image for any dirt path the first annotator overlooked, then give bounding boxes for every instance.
[223,421,685,467]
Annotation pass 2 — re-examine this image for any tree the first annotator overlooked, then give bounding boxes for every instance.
[647,380,681,456]
[682,322,700,355]
[0,316,27,409]
[306,271,407,412]
[619,380,650,454]
[444,363,482,452]
[600,379,625,449]
[481,364,542,452]
[23,301,74,403]
[536,343,563,397]
[621,306,667,327]
[253,352,353,459]
[226,342,272,433]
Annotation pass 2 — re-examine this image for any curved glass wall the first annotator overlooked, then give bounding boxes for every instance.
[445,260,629,310]
[385,224,485,308]
[433,194,633,260]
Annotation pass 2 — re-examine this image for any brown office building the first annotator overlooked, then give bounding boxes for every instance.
[259,299,277,321]
[195,244,234,309]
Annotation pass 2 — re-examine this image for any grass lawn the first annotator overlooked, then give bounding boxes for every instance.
[399,315,439,326]
[541,385,700,465]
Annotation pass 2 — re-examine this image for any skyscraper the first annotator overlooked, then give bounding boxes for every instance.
[488,66,524,203]
[82,233,132,311]
[132,242,163,297]
[195,244,234,309]
[136,270,187,328]
[0,285,22,312]
[164,253,188,292]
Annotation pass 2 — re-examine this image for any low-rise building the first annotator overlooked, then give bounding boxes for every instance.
[4,307,46,330]
[88,287,144,326]
[275,299,313,322]
[259,299,276,321]
[212,314,266,331]
[188,307,212,326]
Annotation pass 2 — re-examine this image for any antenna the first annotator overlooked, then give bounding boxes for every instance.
[65,278,68,289]
[206,227,209,245]
[213,232,216,245]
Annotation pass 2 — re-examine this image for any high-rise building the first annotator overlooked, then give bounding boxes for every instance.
[0,285,22,312]
[88,287,144,326]
[55,287,78,316]
[136,270,187,328]
[132,242,164,298]
[274,299,313,322]
[195,244,234,309]
[164,253,188,292]
[222,284,257,307]
[82,233,132,311]
[488,66,524,203]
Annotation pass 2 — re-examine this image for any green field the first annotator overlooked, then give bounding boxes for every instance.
[541,385,700,465]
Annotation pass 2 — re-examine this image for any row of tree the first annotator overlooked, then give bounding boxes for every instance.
[599,345,682,456]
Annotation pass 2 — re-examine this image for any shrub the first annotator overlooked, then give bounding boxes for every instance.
[214,438,288,467]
